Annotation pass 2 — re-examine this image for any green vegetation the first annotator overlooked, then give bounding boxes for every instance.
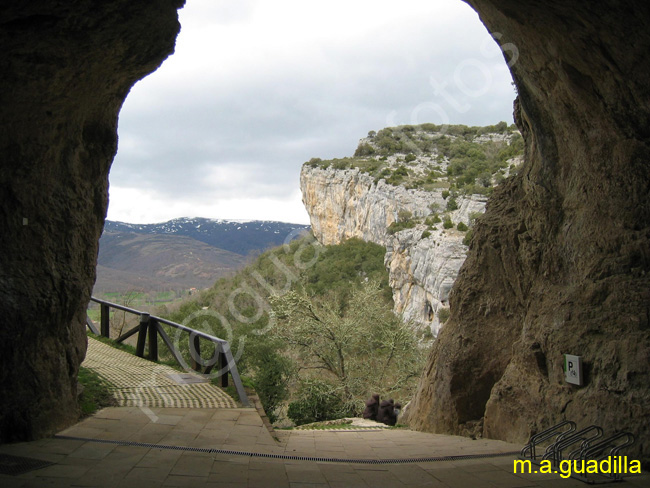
[457,222,468,232]
[387,219,416,235]
[425,214,441,226]
[77,367,116,416]
[446,196,459,211]
[304,122,523,195]
[286,379,348,425]
[157,235,424,425]
[463,229,474,246]
[303,237,391,302]
[438,308,451,324]
[271,280,422,423]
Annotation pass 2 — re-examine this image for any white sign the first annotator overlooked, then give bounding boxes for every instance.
[564,354,583,386]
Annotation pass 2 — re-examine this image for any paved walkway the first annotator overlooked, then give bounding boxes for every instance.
[2,406,648,487]
[82,337,236,409]
[0,339,647,487]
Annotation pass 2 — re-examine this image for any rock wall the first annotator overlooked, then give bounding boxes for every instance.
[301,165,486,334]
[404,0,650,463]
[0,0,183,441]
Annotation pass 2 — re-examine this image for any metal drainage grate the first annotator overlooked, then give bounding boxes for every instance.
[0,453,54,476]
[165,373,209,384]
[55,435,519,465]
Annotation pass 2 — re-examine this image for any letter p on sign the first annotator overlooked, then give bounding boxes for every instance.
[564,354,583,386]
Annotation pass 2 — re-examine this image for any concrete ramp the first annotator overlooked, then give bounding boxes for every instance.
[82,337,236,409]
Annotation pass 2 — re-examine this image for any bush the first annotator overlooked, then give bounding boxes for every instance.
[443,217,453,229]
[441,190,450,200]
[405,153,417,163]
[463,229,473,246]
[457,222,468,232]
[438,308,451,323]
[332,159,349,170]
[354,143,375,157]
[421,230,431,239]
[425,215,441,226]
[387,219,416,235]
[446,196,459,211]
[307,157,322,167]
[386,165,409,185]
[287,379,347,426]
[397,209,412,221]
[250,347,293,424]
[468,211,483,226]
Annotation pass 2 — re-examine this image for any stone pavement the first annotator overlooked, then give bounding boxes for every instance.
[1,338,647,487]
[1,406,648,487]
[82,337,236,409]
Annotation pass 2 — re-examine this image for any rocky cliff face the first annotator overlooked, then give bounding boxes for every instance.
[403,0,650,464]
[301,139,509,335]
[0,0,183,441]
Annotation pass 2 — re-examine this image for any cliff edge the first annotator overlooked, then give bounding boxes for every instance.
[301,124,522,335]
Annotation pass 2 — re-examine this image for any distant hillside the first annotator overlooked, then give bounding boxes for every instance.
[94,232,249,293]
[103,218,311,256]
[94,218,310,294]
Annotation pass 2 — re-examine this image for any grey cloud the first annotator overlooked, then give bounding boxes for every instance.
[110,1,516,223]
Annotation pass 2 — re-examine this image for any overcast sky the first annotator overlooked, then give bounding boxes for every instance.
[107,0,516,225]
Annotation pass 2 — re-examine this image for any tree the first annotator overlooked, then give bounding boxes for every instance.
[111,289,142,337]
[269,281,424,417]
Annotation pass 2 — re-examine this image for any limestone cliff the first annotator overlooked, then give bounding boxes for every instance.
[301,125,521,335]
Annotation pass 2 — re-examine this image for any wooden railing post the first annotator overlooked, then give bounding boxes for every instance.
[100,303,110,338]
[189,332,201,372]
[136,312,150,358]
[218,349,228,387]
[148,318,158,362]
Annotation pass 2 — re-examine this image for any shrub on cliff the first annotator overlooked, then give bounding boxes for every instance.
[387,219,416,235]
[462,229,473,246]
[446,196,459,211]
[354,143,375,157]
[307,157,322,167]
[386,165,409,185]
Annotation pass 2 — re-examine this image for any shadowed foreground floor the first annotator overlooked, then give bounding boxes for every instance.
[0,405,648,487]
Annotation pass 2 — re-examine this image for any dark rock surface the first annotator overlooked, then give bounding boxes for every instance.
[0,1,184,440]
[404,0,650,462]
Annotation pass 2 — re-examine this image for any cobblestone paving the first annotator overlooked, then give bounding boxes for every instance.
[82,337,236,408]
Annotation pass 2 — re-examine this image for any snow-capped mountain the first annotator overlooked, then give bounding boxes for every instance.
[103,217,311,256]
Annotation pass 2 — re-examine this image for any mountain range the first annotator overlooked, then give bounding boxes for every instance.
[94,218,310,293]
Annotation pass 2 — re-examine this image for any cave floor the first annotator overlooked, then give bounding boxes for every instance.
[1,405,648,487]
